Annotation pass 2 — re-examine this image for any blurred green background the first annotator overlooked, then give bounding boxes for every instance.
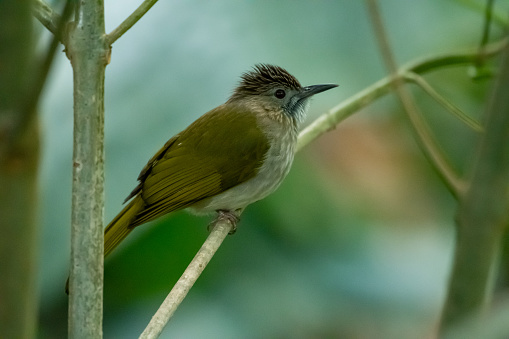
[36,0,507,338]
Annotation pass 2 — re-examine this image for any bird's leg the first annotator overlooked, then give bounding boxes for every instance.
[208,209,242,234]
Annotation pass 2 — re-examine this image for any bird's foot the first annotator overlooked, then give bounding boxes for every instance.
[208,210,241,234]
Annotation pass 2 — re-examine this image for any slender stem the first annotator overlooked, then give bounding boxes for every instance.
[66,1,107,338]
[366,0,464,197]
[479,0,495,50]
[32,0,61,36]
[139,215,235,339]
[404,72,483,132]
[455,0,508,27]
[106,0,160,45]
[471,0,496,78]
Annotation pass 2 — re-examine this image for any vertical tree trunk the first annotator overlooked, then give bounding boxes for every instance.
[66,1,107,337]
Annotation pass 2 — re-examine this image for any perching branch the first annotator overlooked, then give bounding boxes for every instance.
[106,0,160,45]
[139,213,237,339]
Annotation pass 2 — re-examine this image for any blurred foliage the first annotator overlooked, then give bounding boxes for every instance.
[36,0,508,338]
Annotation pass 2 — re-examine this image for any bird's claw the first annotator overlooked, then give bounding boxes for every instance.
[208,210,240,234]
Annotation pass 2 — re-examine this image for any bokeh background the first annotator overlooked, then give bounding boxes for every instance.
[36,1,508,338]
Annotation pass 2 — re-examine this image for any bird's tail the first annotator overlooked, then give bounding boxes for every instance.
[104,195,145,257]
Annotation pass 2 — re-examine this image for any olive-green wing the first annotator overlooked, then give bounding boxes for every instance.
[123,135,180,203]
[129,105,269,227]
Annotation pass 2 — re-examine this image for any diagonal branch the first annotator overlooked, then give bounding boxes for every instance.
[21,0,74,143]
[366,0,464,197]
[106,0,160,45]
[138,214,236,339]
[32,0,61,37]
[404,72,483,132]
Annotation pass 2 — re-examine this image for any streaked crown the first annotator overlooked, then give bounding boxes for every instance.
[231,64,301,98]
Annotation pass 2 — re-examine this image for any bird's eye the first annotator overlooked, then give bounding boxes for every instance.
[274,89,286,99]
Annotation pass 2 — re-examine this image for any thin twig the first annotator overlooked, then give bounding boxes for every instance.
[471,0,496,78]
[365,0,465,198]
[479,0,495,50]
[32,0,62,37]
[139,215,236,339]
[106,0,160,45]
[455,0,508,27]
[404,72,484,132]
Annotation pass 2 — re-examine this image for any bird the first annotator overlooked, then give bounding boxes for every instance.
[104,64,337,257]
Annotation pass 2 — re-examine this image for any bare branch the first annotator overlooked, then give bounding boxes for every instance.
[106,0,159,45]
[365,0,465,197]
[404,72,483,132]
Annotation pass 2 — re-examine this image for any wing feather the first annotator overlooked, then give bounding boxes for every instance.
[126,104,270,228]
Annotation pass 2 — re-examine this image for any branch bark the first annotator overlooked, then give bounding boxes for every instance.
[66,1,108,338]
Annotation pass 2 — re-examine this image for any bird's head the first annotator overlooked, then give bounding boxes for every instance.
[228,64,337,124]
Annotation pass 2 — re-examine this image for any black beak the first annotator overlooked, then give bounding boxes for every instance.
[299,84,338,99]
